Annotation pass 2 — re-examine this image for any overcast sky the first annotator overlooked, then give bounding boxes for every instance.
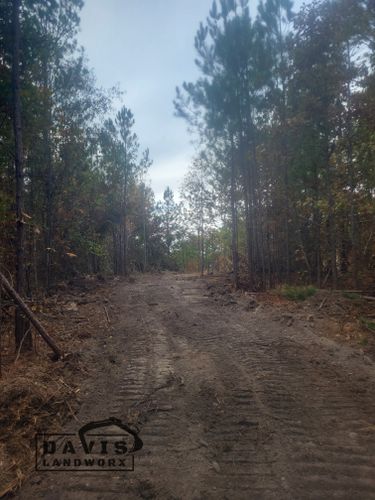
[78,0,307,200]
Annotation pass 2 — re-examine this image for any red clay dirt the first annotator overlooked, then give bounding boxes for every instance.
[12,273,375,499]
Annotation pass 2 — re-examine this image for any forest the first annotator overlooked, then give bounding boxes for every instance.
[1,0,375,347]
[1,1,375,498]
[175,0,375,291]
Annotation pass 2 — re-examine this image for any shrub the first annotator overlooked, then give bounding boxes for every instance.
[281,285,317,301]
[360,317,375,332]
[342,291,362,301]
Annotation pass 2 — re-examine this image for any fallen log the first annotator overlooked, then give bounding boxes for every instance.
[362,296,375,301]
[0,271,63,359]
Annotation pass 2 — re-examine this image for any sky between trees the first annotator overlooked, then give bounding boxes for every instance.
[78,0,309,200]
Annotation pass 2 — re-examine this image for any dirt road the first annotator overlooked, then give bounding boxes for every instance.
[18,274,375,499]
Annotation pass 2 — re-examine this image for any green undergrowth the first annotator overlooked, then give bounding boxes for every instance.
[360,317,375,332]
[280,285,317,301]
[342,291,362,301]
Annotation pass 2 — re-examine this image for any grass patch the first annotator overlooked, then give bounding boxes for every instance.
[280,285,317,301]
[360,317,375,332]
[342,291,362,301]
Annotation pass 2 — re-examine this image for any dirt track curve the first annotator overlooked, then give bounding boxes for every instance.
[17,273,375,499]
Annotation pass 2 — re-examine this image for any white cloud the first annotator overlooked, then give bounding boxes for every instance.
[150,152,193,201]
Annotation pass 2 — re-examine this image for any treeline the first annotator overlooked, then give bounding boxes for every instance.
[2,0,375,340]
[175,0,375,290]
[0,0,184,346]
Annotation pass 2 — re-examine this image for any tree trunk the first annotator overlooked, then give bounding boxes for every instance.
[240,140,254,290]
[282,142,291,284]
[325,131,337,288]
[112,227,117,274]
[122,153,128,276]
[41,56,54,290]
[345,43,358,288]
[312,161,322,287]
[119,224,124,275]
[278,24,291,285]
[123,217,128,276]
[327,158,337,288]
[249,131,262,289]
[230,135,239,289]
[12,0,32,350]
[143,185,147,272]
[200,222,204,277]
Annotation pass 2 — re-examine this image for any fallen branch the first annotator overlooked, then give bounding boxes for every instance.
[103,305,110,325]
[318,296,328,310]
[65,400,79,422]
[362,296,375,301]
[0,271,63,359]
[14,326,32,364]
[1,307,13,318]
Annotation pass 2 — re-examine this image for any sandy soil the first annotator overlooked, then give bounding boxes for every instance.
[14,273,375,499]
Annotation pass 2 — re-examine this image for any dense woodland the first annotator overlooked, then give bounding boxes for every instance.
[176,0,375,291]
[1,0,375,347]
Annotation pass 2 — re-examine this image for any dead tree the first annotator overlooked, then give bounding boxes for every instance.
[0,272,62,359]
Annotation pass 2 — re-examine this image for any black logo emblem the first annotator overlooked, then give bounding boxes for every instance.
[36,417,143,472]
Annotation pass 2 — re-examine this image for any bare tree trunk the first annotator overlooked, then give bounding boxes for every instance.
[257,204,266,290]
[349,162,357,286]
[279,35,291,285]
[240,142,254,289]
[325,129,337,288]
[230,135,239,289]
[312,161,322,287]
[315,209,321,288]
[142,184,147,272]
[345,43,358,288]
[122,148,129,276]
[239,104,254,289]
[33,226,38,289]
[12,0,32,350]
[123,217,128,276]
[119,225,124,275]
[41,56,54,290]
[200,222,204,277]
[112,227,116,273]
[28,158,39,290]
[197,229,202,276]
[327,156,337,288]
[282,149,291,284]
[249,132,263,289]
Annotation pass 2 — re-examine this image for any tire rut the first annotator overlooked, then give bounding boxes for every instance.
[16,274,375,500]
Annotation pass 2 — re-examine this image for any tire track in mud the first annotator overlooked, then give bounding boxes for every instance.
[161,276,375,499]
[17,274,375,500]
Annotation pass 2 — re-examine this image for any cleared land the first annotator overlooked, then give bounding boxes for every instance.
[12,273,375,499]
